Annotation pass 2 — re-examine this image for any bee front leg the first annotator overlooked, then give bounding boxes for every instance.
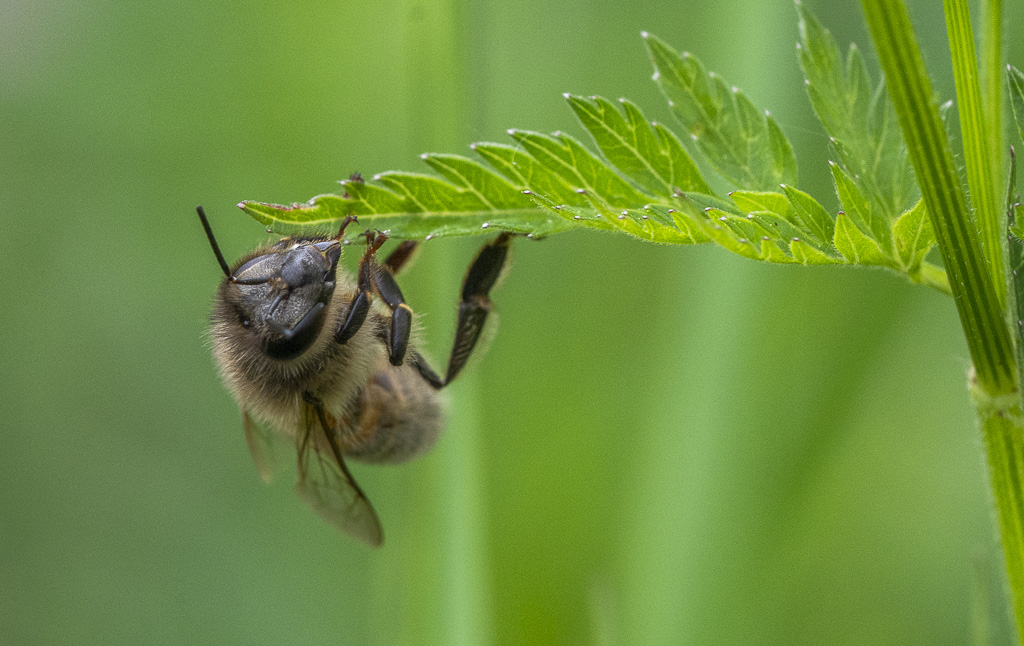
[334,232,383,344]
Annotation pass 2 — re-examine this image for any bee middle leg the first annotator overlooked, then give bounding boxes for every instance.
[334,231,415,367]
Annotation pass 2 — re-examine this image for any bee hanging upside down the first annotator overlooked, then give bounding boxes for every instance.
[196,206,511,546]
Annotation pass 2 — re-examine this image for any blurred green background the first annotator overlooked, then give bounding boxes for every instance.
[4,0,1024,643]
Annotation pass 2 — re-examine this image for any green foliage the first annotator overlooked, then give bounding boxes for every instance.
[1011,65,1024,146]
[797,4,917,228]
[241,6,956,294]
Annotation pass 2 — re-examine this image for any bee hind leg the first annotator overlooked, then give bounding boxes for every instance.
[410,232,512,390]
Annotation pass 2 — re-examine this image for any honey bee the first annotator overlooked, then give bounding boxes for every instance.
[196,206,510,546]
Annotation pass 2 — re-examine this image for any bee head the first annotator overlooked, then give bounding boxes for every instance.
[222,238,342,361]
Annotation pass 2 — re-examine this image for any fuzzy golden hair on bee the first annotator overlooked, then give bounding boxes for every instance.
[195,206,511,546]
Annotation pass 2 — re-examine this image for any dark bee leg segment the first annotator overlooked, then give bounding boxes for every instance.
[404,233,512,390]
[335,232,386,345]
[370,262,413,366]
[443,232,512,384]
[409,352,445,390]
[336,253,373,344]
[383,241,418,274]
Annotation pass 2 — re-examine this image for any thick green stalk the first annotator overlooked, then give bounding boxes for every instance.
[981,0,1004,209]
[860,0,1014,394]
[944,0,1005,303]
[861,0,1023,638]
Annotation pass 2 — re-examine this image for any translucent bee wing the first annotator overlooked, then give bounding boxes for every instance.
[295,406,384,547]
[242,410,284,484]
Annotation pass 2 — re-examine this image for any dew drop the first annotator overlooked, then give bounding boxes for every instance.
[481,222,490,229]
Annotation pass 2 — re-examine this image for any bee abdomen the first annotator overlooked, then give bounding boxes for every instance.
[340,363,445,464]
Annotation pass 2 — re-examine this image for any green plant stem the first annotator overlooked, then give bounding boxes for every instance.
[981,0,1004,205]
[861,0,1014,393]
[862,0,1024,639]
[944,0,1005,303]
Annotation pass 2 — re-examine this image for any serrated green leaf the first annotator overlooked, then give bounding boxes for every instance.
[834,212,891,265]
[790,239,841,265]
[729,190,791,216]
[420,154,535,210]
[745,211,803,248]
[829,161,895,253]
[760,238,798,264]
[643,32,798,190]
[798,4,917,220]
[507,130,652,207]
[781,184,835,246]
[471,142,586,206]
[1009,66,1024,146]
[565,94,710,196]
[240,194,577,241]
[892,199,935,271]
[236,27,949,296]
[700,210,764,260]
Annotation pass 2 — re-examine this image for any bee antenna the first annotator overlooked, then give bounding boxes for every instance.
[195,206,232,278]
